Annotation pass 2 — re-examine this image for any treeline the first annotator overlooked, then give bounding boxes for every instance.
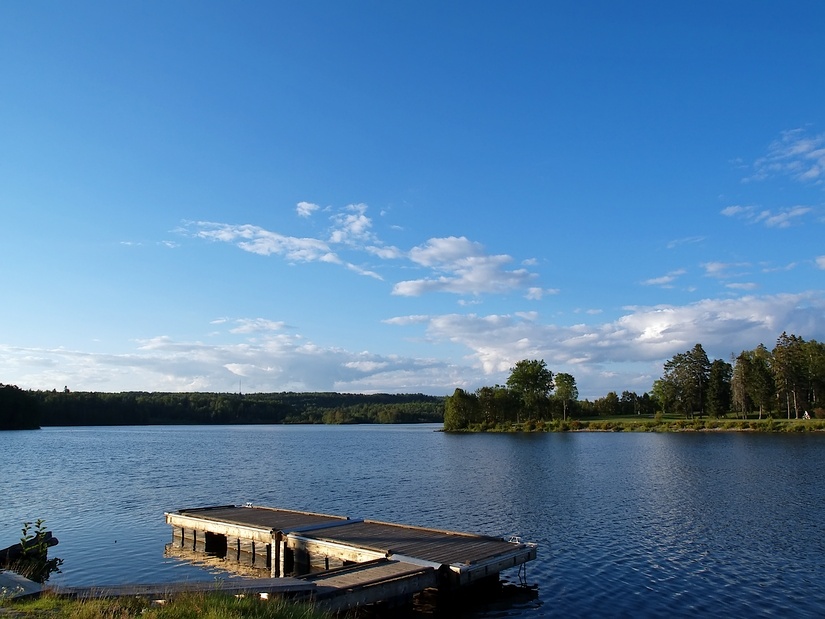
[445,331,825,431]
[0,384,41,429]
[653,332,825,420]
[1,389,445,427]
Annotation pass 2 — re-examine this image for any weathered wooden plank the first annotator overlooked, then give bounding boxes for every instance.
[301,560,438,612]
[165,513,274,544]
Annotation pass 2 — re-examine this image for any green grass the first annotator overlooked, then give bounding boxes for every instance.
[0,592,331,619]
[462,417,825,433]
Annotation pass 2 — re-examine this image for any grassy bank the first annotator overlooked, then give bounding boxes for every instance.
[458,417,825,433]
[0,591,331,619]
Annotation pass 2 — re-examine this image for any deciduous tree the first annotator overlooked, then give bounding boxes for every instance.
[506,359,554,421]
[554,373,578,420]
[443,388,480,431]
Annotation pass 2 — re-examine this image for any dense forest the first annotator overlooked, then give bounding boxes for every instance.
[0,388,444,428]
[0,384,41,430]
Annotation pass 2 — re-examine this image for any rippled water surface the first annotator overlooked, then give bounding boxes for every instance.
[2,425,825,617]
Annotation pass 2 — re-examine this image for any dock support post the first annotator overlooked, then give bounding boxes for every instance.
[271,532,281,578]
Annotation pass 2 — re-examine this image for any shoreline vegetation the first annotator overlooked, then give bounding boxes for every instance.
[444,415,825,433]
[444,335,825,432]
[3,332,823,433]
[0,591,332,619]
[0,388,444,430]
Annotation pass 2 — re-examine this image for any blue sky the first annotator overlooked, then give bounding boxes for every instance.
[1,1,824,399]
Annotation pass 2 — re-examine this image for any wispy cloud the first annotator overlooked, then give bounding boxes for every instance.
[666,236,705,250]
[749,128,825,184]
[184,205,543,298]
[525,287,559,300]
[816,256,825,270]
[642,269,686,287]
[230,318,288,334]
[186,221,337,262]
[701,261,750,279]
[721,204,813,228]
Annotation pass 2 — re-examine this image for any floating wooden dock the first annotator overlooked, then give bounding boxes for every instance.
[165,504,536,611]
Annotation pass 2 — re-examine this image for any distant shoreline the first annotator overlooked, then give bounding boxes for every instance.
[444,417,825,433]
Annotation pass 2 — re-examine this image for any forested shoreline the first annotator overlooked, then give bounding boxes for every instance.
[4,332,823,432]
[0,387,445,429]
[444,332,825,432]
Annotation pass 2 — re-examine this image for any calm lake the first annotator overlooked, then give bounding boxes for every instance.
[2,425,824,617]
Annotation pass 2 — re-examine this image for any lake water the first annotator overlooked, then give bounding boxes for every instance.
[2,425,825,617]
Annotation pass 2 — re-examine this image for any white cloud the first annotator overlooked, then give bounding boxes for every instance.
[721,204,753,217]
[761,262,797,273]
[702,261,749,279]
[386,291,825,397]
[185,206,546,300]
[230,318,288,334]
[721,204,813,228]
[329,203,373,244]
[816,256,825,270]
[725,282,758,291]
[296,201,320,218]
[642,269,686,286]
[666,236,705,249]
[750,128,825,184]
[187,221,336,262]
[3,292,824,399]
[758,206,813,228]
[393,236,537,297]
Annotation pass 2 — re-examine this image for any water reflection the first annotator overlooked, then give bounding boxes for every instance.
[2,426,825,616]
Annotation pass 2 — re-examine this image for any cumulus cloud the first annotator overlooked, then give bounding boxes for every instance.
[296,201,320,218]
[0,324,458,395]
[392,236,537,296]
[4,292,824,399]
[385,291,825,397]
[329,203,373,244]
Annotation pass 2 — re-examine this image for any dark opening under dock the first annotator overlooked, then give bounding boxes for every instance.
[165,504,536,611]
